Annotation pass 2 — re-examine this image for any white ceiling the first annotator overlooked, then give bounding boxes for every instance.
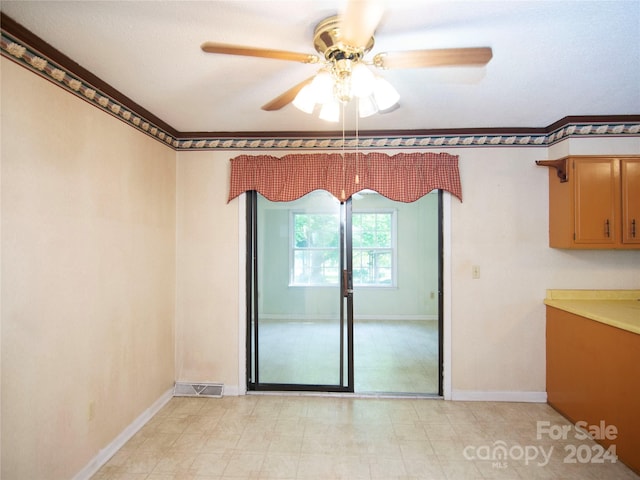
[1,0,639,134]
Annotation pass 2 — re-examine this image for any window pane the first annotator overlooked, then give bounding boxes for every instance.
[353,213,392,248]
[352,249,393,285]
[292,250,308,283]
[293,212,340,285]
[376,231,391,247]
[352,250,369,284]
[294,214,339,248]
[375,251,391,267]
[351,212,394,286]
[293,248,339,285]
[374,252,392,285]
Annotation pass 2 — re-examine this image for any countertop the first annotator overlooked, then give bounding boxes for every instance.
[544,289,640,335]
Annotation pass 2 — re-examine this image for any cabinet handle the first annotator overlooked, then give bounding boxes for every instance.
[632,219,637,238]
[604,219,610,238]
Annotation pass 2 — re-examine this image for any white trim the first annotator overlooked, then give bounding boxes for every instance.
[237,193,247,395]
[72,387,173,480]
[223,384,241,396]
[238,191,452,398]
[442,193,452,400]
[451,390,548,403]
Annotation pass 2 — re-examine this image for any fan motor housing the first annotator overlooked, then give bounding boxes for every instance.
[313,15,374,62]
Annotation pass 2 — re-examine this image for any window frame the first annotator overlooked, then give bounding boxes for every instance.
[351,208,398,288]
[288,208,397,288]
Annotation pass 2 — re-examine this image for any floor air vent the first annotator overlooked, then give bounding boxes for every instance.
[174,382,223,398]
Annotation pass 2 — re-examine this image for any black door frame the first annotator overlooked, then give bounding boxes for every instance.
[245,191,353,392]
[245,190,443,395]
[437,190,444,397]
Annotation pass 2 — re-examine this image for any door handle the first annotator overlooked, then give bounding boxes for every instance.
[342,270,353,297]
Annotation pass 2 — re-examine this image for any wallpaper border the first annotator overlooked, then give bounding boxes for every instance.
[2,28,639,151]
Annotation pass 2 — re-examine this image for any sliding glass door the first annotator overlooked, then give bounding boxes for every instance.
[246,189,441,394]
[247,190,353,391]
[351,190,441,395]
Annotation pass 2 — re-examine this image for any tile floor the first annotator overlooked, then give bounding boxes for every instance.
[91,395,639,480]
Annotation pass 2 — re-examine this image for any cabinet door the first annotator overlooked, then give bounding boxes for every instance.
[573,158,619,245]
[622,158,640,244]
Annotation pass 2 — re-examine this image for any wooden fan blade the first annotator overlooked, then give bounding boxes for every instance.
[261,77,315,111]
[374,47,493,69]
[340,0,384,48]
[201,42,318,64]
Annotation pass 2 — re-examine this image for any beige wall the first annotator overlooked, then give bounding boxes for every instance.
[175,151,240,389]
[1,59,176,479]
[448,145,640,397]
[173,144,640,398]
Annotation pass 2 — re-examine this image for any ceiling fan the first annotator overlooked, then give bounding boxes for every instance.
[200,0,492,121]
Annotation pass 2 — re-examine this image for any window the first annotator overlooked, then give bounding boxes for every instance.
[291,210,396,287]
[291,213,340,286]
[352,212,395,286]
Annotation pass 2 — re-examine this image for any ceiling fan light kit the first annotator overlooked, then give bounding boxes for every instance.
[372,76,400,110]
[200,0,492,122]
[290,14,393,122]
[289,14,401,122]
[319,99,341,123]
[291,62,400,122]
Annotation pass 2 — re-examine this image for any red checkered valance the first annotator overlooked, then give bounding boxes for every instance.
[228,152,462,203]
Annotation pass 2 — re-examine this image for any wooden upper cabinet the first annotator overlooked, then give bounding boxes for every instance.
[573,158,619,246]
[621,158,640,244]
[537,156,640,249]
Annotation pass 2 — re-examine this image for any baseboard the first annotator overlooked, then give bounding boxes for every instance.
[223,384,241,396]
[451,390,548,403]
[72,387,174,480]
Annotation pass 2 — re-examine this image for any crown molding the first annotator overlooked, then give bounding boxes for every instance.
[2,13,639,151]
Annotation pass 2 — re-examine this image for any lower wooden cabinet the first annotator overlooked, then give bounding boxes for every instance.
[546,306,640,475]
